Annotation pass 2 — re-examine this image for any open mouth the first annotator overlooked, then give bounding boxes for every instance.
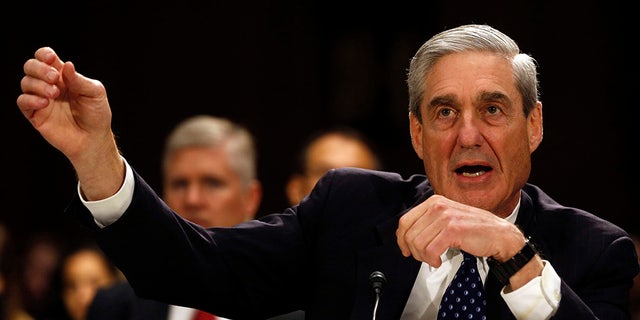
[455,165,492,177]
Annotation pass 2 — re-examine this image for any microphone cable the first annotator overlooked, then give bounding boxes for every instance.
[369,271,386,320]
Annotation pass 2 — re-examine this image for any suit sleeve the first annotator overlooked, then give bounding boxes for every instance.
[68,168,309,319]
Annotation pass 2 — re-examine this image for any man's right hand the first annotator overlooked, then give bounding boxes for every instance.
[17,47,125,201]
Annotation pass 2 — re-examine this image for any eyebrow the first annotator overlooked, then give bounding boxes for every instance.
[427,91,511,109]
[428,94,457,109]
[479,91,510,104]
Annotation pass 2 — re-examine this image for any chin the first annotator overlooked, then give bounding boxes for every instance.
[451,192,496,211]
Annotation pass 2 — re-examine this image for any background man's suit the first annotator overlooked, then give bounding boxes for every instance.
[87,281,305,320]
[87,282,168,320]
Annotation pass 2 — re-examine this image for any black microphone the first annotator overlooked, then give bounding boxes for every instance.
[369,271,386,320]
[369,271,386,294]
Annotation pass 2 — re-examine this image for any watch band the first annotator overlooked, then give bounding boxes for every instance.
[487,238,537,286]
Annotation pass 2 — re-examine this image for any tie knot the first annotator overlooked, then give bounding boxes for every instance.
[461,250,476,262]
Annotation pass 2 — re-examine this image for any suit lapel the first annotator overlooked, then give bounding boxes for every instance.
[351,205,423,319]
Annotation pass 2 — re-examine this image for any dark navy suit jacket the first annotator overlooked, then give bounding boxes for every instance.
[69,167,639,319]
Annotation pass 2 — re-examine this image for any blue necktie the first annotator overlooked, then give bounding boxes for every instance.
[437,251,487,320]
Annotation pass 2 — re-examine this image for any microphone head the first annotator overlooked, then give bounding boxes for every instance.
[369,271,386,292]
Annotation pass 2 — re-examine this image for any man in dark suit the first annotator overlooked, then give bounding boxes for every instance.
[16,24,639,319]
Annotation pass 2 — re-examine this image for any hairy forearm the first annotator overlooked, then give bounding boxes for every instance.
[73,132,125,201]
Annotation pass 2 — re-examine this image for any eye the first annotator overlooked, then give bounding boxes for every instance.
[486,105,501,115]
[203,177,225,189]
[437,107,456,118]
[429,105,458,130]
[169,178,188,191]
[482,103,509,126]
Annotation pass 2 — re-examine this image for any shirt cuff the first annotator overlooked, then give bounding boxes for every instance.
[77,157,135,228]
[501,260,561,319]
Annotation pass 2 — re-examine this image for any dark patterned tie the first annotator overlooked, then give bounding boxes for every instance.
[437,251,487,320]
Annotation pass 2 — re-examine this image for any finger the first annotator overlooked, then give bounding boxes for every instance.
[396,228,410,257]
[405,214,444,265]
[61,62,105,99]
[20,74,60,100]
[398,195,453,266]
[23,57,61,86]
[397,198,434,257]
[410,227,444,267]
[35,47,65,71]
[16,94,50,116]
[397,206,422,257]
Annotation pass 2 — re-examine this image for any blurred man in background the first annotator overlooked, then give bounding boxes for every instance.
[87,115,263,320]
[285,126,382,206]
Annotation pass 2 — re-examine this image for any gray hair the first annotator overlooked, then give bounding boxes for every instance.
[407,24,539,121]
[162,115,257,187]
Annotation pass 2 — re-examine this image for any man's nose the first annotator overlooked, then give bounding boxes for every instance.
[456,114,484,148]
[184,185,204,203]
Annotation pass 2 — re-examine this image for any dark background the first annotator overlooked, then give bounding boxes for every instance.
[2,0,638,247]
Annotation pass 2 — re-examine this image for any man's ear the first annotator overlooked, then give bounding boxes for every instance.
[243,180,263,221]
[409,112,425,160]
[528,102,543,152]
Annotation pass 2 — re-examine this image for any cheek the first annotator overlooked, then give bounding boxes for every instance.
[422,131,456,161]
[208,192,239,210]
[508,127,532,152]
[501,133,532,172]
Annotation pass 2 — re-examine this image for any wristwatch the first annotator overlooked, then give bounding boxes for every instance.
[487,238,538,286]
